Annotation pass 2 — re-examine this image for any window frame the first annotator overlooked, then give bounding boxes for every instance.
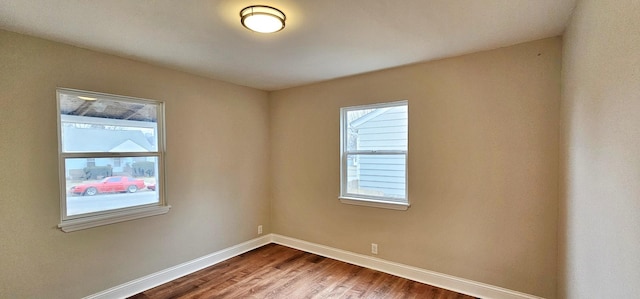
[56,88,170,232]
[339,100,409,210]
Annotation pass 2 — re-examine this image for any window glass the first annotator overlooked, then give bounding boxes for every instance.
[64,157,159,216]
[340,101,408,209]
[65,157,160,216]
[345,154,406,201]
[57,89,168,232]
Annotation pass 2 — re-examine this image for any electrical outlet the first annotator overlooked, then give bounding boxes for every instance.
[258,225,263,235]
[371,243,378,255]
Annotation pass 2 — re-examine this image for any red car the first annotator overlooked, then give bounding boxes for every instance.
[70,176,146,196]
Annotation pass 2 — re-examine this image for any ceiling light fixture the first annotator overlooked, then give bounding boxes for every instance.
[78,96,97,101]
[240,5,286,33]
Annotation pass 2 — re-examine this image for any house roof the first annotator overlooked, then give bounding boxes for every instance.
[62,127,155,153]
[350,108,392,128]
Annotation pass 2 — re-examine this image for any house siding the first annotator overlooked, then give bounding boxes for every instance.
[351,105,407,199]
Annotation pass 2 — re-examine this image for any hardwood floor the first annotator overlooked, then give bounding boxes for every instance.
[128,244,477,299]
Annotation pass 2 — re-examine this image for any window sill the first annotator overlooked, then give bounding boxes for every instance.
[58,205,171,232]
[339,197,409,210]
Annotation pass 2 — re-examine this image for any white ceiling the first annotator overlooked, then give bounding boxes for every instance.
[0,0,576,91]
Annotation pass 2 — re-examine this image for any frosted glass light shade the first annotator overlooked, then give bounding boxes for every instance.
[240,5,286,33]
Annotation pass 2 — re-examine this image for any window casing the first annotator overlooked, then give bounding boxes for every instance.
[57,88,170,232]
[339,100,409,210]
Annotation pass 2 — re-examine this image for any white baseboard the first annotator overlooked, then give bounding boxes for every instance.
[83,235,272,299]
[271,234,544,299]
[84,233,543,299]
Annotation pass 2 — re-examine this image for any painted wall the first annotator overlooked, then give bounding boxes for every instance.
[560,0,640,298]
[270,37,561,298]
[0,30,270,298]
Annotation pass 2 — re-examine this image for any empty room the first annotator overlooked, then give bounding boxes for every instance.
[1,1,638,298]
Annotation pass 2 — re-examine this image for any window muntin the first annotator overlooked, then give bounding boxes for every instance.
[340,101,408,209]
[57,88,169,232]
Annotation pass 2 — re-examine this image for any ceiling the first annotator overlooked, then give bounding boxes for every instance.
[0,0,576,91]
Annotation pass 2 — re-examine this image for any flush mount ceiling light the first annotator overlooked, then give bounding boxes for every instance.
[240,5,286,33]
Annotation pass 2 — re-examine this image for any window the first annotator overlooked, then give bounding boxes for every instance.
[57,88,170,232]
[339,100,409,210]
[113,157,121,167]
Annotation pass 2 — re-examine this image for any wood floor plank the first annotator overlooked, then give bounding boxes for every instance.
[176,245,292,299]
[223,251,317,298]
[321,266,365,298]
[128,244,478,299]
[261,254,332,298]
[280,258,352,299]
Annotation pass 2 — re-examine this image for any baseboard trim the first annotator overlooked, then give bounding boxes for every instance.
[84,233,543,299]
[271,234,543,299]
[83,235,272,299]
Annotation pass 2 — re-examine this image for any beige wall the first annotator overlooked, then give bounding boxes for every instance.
[0,30,270,298]
[270,38,561,298]
[560,0,640,298]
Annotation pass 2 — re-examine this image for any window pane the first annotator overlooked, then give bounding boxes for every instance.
[59,92,158,153]
[346,105,407,151]
[346,154,406,201]
[64,157,159,216]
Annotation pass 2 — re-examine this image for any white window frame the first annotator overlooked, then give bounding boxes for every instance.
[339,100,409,210]
[56,88,170,232]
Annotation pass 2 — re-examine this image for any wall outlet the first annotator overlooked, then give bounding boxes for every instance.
[258,225,263,235]
[371,243,378,255]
